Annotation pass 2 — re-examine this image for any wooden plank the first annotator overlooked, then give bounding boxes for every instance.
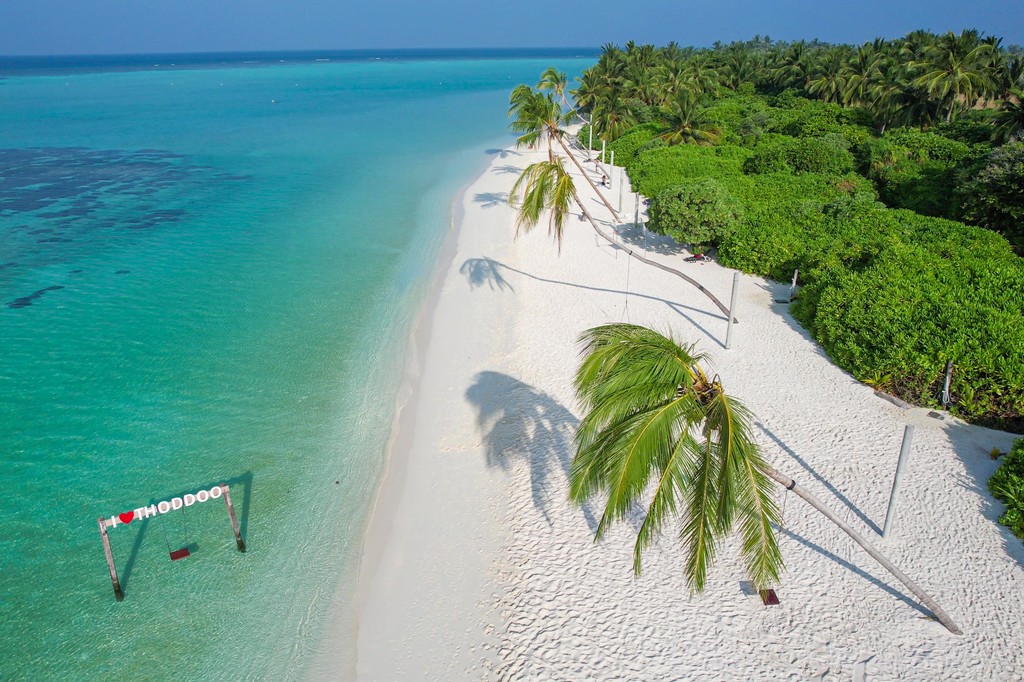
[221,485,246,552]
[97,517,124,601]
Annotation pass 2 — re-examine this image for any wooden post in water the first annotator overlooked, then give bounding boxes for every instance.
[97,517,124,601]
[221,484,246,552]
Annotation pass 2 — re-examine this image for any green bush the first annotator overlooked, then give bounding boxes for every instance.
[605,89,1024,430]
[607,123,663,167]
[744,135,854,175]
[960,142,1024,250]
[860,130,978,218]
[989,439,1024,539]
[788,136,855,175]
[630,143,745,195]
[793,230,1024,429]
[884,129,972,164]
[647,179,742,246]
[577,123,597,151]
[744,136,793,173]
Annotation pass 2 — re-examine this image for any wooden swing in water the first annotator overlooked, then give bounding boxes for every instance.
[162,505,191,561]
[96,483,246,600]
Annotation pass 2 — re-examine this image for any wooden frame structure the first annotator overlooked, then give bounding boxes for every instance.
[97,483,246,600]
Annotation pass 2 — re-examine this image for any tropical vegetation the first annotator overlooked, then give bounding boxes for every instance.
[506,64,964,634]
[571,33,1024,432]
[990,438,1024,539]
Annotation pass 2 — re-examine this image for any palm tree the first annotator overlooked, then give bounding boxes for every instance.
[912,30,997,122]
[508,80,736,318]
[659,92,721,146]
[840,42,885,107]
[508,82,622,221]
[509,159,578,248]
[807,48,849,104]
[771,41,815,90]
[537,67,571,111]
[569,323,962,633]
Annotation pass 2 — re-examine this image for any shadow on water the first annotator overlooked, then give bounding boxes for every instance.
[464,371,598,532]
[460,256,725,344]
[758,424,882,535]
[118,471,253,593]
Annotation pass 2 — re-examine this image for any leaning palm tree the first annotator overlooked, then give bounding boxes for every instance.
[508,82,622,221]
[569,323,962,633]
[509,159,579,249]
[571,324,781,591]
[537,67,572,112]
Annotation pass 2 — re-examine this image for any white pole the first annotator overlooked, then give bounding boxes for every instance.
[601,140,606,166]
[883,425,915,538]
[725,272,739,349]
[588,125,593,160]
[634,191,640,227]
[618,168,624,212]
[610,150,615,169]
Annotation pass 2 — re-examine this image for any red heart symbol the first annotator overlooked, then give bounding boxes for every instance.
[119,511,135,524]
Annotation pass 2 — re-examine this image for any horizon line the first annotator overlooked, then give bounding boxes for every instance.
[0,46,604,60]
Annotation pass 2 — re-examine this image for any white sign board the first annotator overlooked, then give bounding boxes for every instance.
[104,484,225,529]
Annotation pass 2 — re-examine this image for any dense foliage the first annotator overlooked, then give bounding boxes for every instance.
[989,439,1024,539]
[570,36,1024,431]
[647,179,742,245]
[960,142,1024,248]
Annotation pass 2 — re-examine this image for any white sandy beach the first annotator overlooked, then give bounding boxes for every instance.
[348,138,1024,681]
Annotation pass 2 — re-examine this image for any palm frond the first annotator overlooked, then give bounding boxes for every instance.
[569,323,785,594]
[507,159,575,248]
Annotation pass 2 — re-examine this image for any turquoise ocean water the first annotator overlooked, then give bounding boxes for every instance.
[0,51,593,679]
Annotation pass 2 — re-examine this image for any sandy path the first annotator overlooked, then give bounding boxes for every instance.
[353,139,1024,681]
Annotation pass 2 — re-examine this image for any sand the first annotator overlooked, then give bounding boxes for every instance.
[349,138,1024,681]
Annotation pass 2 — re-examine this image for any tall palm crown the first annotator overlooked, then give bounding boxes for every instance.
[659,92,721,146]
[569,324,782,591]
[507,85,564,158]
[537,67,571,110]
[912,30,997,121]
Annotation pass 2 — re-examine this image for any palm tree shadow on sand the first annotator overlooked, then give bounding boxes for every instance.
[465,371,598,532]
[459,256,724,345]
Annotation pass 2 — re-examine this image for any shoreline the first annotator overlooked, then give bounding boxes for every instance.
[349,143,523,678]
[308,148,505,680]
[336,134,1024,680]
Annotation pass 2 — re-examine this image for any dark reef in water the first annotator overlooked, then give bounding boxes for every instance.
[8,285,64,309]
[1,146,249,299]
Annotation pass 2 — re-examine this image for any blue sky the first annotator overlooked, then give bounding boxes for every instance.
[2,0,1022,55]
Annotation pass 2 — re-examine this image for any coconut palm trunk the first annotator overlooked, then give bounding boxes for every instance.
[554,134,622,223]
[763,467,962,635]
[564,174,733,319]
